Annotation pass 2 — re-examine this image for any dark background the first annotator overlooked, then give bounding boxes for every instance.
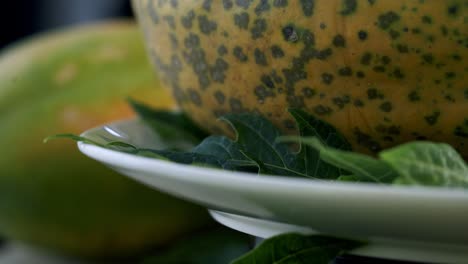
[0,0,133,50]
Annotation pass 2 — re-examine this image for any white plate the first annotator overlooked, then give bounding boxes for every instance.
[79,118,468,263]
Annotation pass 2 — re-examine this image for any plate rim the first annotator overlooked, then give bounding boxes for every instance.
[78,118,468,200]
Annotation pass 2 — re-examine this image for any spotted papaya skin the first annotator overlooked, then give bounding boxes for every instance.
[133,0,468,157]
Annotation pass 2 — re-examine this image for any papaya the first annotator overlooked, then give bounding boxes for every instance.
[132,0,468,157]
[0,20,211,258]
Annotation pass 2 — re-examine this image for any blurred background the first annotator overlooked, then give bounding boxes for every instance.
[0,0,132,49]
[0,1,253,263]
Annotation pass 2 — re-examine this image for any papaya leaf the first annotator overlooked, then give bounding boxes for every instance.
[380,142,468,187]
[221,114,295,172]
[44,134,104,146]
[128,98,208,147]
[288,109,351,150]
[142,228,251,264]
[214,114,304,177]
[289,137,398,183]
[287,109,351,179]
[231,233,364,264]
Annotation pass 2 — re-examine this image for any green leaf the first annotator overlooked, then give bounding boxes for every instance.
[380,142,468,187]
[193,136,245,161]
[220,114,308,177]
[192,136,259,171]
[287,109,351,179]
[297,137,398,183]
[221,111,354,179]
[44,133,104,146]
[222,114,293,168]
[142,229,251,264]
[128,98,208,148]
[231,234,363,264]
[288,109,351,150]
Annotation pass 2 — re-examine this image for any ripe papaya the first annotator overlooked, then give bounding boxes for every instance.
[0,20,211,258]
[133,0,468,157]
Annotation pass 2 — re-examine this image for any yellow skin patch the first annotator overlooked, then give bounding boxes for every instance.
[134,0,467,157]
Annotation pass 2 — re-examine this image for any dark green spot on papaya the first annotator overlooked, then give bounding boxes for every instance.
[255,0,271,15]
[254,49,268,66]
[255,86,275,101]
[214,91,226,105]
[261,75,275,88]
[448,4,460,17]
[148,1,160,24]
[358,30,368,40]
[408,91,421,102]
[233,46,248,62]
[333,35,346,47]
[444,94,455,103]
[287,95,305,108]
[332,95,351,109]
[381,56,391,65]
[181,10,195,29]
[411,28,422,34]
[184,33,200,48]
[170,0,178,8]
[316,48,333,60]
[271,45,285,58]
[236,0,252,9]
[314,105,333,116]
[273,0,288,8]
[169,34,178,49]
[202,0,212,11]
[338,67,353,76]
[396,44,409,53]
[340,0,357,16]
[389,29,400,39]
[188,89,202,106]
[229,98,244,112]
[360,52,373,65]
[445,72,456,79]
[378,11,400,30]
[251,18,267,39]
[392,68,405,79]
[424,111,440,126]
[300,0,315,16]
[367,88,384,100]
[218,45,228,56]
[301,30,316,46]
[198,15,217,35]
[234,12,250,30]
[223,0,234,10]
[422,15,432,24]
[282,25,299,42]
[441,25,448,36]
[379,101,393,112]
[452,54,462,61]
[354,128,382,152]
[422,53,434,64]
[354,99,364,107]
[210,58,229,83]
[373,66,386,73]
[454,126,468,138]
[321,73,334,85]
[302,87,316,98]
[163,16,176,30]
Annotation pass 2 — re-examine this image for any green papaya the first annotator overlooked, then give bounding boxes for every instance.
[0,20,211,258]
